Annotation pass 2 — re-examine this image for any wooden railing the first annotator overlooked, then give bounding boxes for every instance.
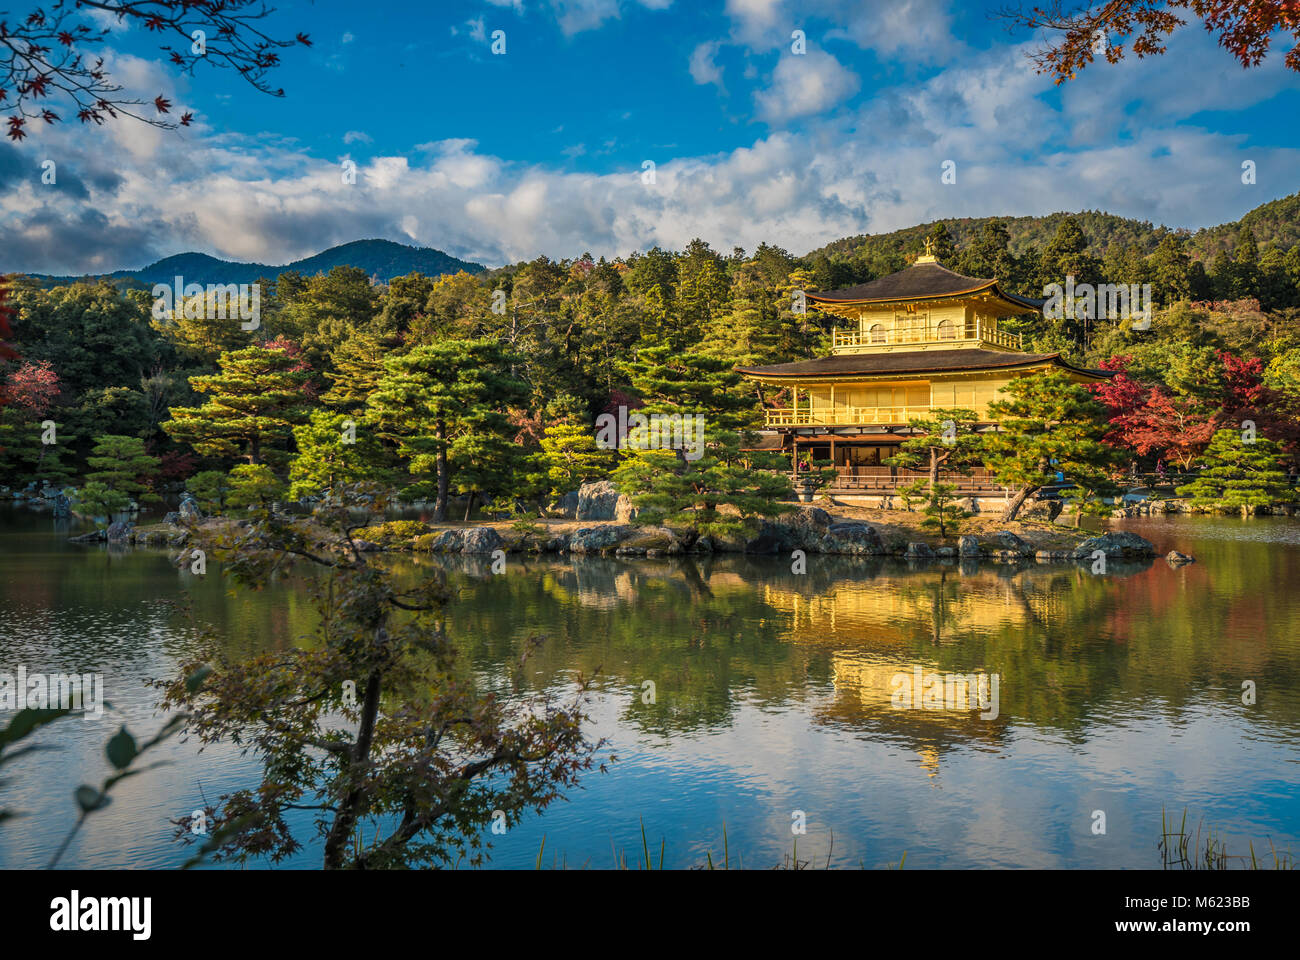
[766,405,946,427]
[799,466,1005,494]
[831,319,1023,351]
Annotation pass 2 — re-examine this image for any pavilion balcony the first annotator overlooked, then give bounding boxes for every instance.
[831,318,1023,353]
[810,465,1006,495]
[765,405,937,427]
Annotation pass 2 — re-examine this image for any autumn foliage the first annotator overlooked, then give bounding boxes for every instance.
[3,0,308,140]
[1093,351,1300,469]
[1004,0,1300,83]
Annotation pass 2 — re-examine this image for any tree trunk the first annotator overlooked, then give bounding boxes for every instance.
[1001,484,1039,523]
[928,451,940,492]
[323,665,382,869]
[434,418,448,522]
[463,490,475,522]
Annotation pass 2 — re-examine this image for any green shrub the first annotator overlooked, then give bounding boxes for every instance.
[356,520,428,545]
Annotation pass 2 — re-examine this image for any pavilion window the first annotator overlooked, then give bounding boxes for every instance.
[868,323,886,343]
[936,318,956,339]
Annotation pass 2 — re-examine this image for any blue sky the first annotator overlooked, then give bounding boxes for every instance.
[3,0,1299,274]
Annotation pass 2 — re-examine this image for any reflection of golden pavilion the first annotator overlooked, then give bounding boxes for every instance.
[763,573,1035,646]
[763,572,1023,774]
[817,651,1007,775]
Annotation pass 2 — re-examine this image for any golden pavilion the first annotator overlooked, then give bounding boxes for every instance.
[735,244,1111,498]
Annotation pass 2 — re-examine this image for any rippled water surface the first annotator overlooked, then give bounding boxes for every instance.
[1,509,1297,869]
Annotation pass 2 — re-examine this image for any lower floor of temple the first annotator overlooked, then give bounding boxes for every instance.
[748,430,1007,496]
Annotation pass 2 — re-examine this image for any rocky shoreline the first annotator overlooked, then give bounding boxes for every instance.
[114,504,1178,567]
[409,506,1165,564]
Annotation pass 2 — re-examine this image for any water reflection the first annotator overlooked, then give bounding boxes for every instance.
[2,509,1299,868]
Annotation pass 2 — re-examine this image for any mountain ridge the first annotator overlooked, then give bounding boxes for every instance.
[21,238,486,287]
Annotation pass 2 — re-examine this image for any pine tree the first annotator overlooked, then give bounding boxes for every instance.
[697,262,780,367]
[187,469,230,513]
[957,220,1020,287]
[73,480,130,522]
[1037,216,1101,343]
[367,339,528,521]
[85,434,161,502]
[162,344,313,472]
[226,463,286,510]
[322,331,400,413]
[611,346,790,545]
[538,395,613,497]
[925,223,957,264]
[151,292,252,365]
[288,409,397,501]
[1059,460,1122,528]
[1176,428,1295,516]
[886,408,983,490]
[984,370,1115,522]
[919,482,970,540]
[1148,234,1193,305]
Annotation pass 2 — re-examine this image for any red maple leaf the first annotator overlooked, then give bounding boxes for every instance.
[180,112,193,126]
[6,117,25,141]
[154,95,171,114]
[296,32,312,46]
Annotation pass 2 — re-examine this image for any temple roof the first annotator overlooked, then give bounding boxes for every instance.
[735,349,1111,380]
[809,261,1044,311]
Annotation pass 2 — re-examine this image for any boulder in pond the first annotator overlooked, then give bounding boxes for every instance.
[575,480,621,521]
[820,522,884,555]
[106,520,134,542]
[958,535,980,558]
[614,494,639,523]
[1070,531,1157,560]
[460,527,505,555]
[617,526,682,556]
[744,519,800,554]
[552,490,580,519]
[427,530,464,553]
[991,530,1034,556]
[905,541,935,559]
[1166,550,1195,566]
[569,524,633,554]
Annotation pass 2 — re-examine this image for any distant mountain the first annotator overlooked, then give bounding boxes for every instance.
[25,239,486,287]
[803,191,1300,265]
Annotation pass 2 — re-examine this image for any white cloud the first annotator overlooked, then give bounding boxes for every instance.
[689,41,725,90]
[548,0,622,35]
[2,28,1294,276]
[723,0,957,59]
[343,131,373,145]
[756,49,860,121]
[341,32,355,44]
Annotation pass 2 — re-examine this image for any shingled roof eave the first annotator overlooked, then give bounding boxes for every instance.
[808,279,1045,311]
[734,353,1113,381]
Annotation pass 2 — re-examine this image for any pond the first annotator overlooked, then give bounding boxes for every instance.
[1,508,1298,869]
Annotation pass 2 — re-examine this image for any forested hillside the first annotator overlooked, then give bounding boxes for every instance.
[803,192,1300,296]
[3,197,1300,515]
